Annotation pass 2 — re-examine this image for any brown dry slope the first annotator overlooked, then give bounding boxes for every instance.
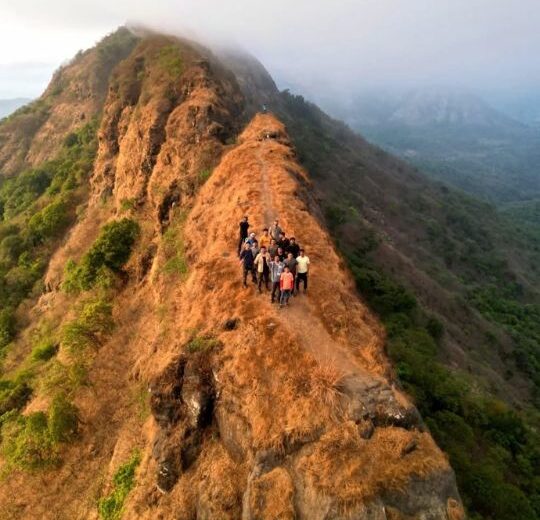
[136,113,464,519]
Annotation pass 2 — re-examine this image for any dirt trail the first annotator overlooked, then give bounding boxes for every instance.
[256,140,380,387]
[257,145,275,226]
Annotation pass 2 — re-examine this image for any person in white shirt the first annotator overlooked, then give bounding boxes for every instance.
[295,249,310,294]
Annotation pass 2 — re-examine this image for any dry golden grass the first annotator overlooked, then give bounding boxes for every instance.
[249,467,296,520]
[306,362,347,418]
[0,92,458,518]
[297,422,447,512]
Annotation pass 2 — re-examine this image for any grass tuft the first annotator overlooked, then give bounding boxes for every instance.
[98,450,141,520]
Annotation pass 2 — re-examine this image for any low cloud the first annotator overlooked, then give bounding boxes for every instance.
[1,0,539,98]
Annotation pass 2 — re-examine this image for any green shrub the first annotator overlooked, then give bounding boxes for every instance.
[31,341,58,362]
[185,335,221,354]
[119,198,136,212]
[48,394,79,443]
[197,169,212,185]
[0,308,16,350]
[62,298,114,352]
[426,316,444,340]
[163,255,188,275]
[157,45,183,77]
[1,411,57,470]
[0,393,79,472]
[0,379,32,416]
[351,264,417,315]
[325,204,348,229]
[98,450,141,520]
[27,199,70,243]
[162,213,187,276]
[63,218,140,292]
[40,359,88,396]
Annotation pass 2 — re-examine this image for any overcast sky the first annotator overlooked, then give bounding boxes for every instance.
[0,0,539,99]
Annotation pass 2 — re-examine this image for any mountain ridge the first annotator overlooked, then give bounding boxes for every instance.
[1,27,539,520]
[0,29,464,519]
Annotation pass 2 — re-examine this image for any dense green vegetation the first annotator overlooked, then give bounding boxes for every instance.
[0,121,98,354]
[63,218,140,292]
[0,293,116,472]
[0,113,139,474]
[62,297,115,353]
[0,393,78,472]
[347,244,540,520]
[98,450,141,520]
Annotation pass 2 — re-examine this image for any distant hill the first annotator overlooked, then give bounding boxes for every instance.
[322,86,540,204]
[0,98,32,119]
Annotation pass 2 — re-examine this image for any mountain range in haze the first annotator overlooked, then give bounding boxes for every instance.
[306,85,540,206]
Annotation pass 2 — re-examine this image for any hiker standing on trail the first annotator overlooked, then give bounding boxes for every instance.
[280,266,295,307]
[268,238,278,258]
[284,252,297,294]
[270,255,284,303]
[277,231,290,253]
[250,240,260,280]
[259,228,271,250]
[245,232,257,248]
[287,236,300,259]
[238,216,250,255]
[269,219,282,242]
[239,243,256,287]
[254,246,271,292]
[296,249,310,293]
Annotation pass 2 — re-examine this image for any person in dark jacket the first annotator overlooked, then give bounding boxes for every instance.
[268,239,278,258]
[238,216,250,255]
[287,237,300,258]
[239,243,256,287]
[277,231,290,252]
[276,246,286,262]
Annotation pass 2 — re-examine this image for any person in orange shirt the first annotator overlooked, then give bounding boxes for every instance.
[259,228,271,250]
[279,265,295,307]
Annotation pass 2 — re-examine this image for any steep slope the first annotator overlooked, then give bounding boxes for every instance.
[0,28,138,177]
[220,53,540,518]
[0,31,463,520]
[130,113,461,519]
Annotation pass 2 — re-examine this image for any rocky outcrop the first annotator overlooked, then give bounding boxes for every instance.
[91,35,244,231]
[149,348,217,493]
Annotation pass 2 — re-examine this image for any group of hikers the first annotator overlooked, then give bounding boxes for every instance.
[237,216,310,308]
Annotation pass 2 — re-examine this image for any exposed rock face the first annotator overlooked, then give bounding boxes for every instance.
[0,31,464,520]
[91,35,244,226]
[150,350,216,493]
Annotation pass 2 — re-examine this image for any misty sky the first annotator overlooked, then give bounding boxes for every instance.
[0,0,539,99]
